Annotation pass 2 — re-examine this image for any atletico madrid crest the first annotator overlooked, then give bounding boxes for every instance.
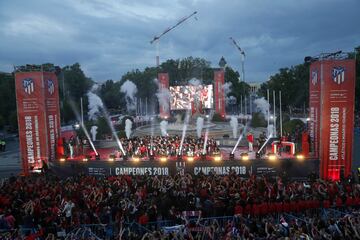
[332,67,345,84]
[47,79,55,95]
[311,70,318,85]
[23,78,34,94]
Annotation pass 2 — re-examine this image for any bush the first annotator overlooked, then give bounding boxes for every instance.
[0,115,4,130]
[212,113,226,122]
[117,130,126,139]
[97,117,112,138]
[250,112,267,128]
[8,111,18,132]
[283,119,305,134]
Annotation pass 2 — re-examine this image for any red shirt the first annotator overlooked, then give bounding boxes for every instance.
[290,202,298,212]
[260,203,268,215]
[323,200,331,208]
[336,197,343,207]
[252,204,260,216]
[244,204,252,215]
[138,215,149,225]
[275,202,283,213]
[234,205,243,215]
[247,134,254,143]
[283,202,290,212]
[269,203,276,213]
[346,197,353,206]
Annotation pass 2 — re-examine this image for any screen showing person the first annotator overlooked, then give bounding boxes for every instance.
[170,85,213,110]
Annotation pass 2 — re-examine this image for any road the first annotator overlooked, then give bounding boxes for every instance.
[0,138,21,178]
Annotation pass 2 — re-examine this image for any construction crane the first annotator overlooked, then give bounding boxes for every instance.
[150,11,198,67]
[229,37,246,82]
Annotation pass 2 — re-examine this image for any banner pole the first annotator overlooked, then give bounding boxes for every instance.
[279,90,283,137]
[273,90,276,137]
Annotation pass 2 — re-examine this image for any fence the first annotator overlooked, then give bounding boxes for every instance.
[0,207,354,239]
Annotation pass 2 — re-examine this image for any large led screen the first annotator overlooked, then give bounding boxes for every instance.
[169,85,213,110]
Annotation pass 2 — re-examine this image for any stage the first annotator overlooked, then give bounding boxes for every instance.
[52,144,319,179]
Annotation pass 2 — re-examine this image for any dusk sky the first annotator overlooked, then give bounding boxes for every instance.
[0,0,359,82]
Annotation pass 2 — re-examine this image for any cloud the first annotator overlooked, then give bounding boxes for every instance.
[0,0,359,82]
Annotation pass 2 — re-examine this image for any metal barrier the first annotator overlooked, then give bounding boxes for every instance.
[321,208,348,221]
[65,226,102,240]
[0,207,356,239]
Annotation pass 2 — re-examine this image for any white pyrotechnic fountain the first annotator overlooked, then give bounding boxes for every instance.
[196,117,204,138]
[160,120,168,136]
[125,119,132,139]
[90,126,98,141]
[229,116,238,138]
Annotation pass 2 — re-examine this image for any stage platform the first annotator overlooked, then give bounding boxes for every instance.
[62,146,296,162]
[52,146,319,179]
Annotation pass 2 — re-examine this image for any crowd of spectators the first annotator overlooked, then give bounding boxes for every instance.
[62,135,220,160]
[0,171,360,239]
[119,136,219,157]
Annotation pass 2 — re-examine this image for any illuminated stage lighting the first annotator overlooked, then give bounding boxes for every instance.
[187,156,194,162]
[82,157,88,162]
[296,154,305,160]
[229,153,235,160]
[59,157,66,162]
[241,153,249,161]
[213,155,222,162]
[95,154,101,161]
[132,156,140,162]
[267,153,277,161]
[149,153,155,161]
[108,154,116,162]
[160,156,167,162]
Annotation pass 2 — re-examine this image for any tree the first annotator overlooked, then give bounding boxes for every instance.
[225,66,250,101]
[61,63,92,100]
[160,57,213,85]
[99,80,126,112]
[59,63,93,124]
[0,72,17,129]
[258,63,310,112]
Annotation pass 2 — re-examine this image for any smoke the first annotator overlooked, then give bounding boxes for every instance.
[254,97,270,116]
[91,83,99,91]
[226,95,237,105]
[154,78,170,113]
[90,126,98,141]
[223,82,235,105]
[196,117,204,138]
[160,120,168,136]
[120,80,138,111]
[189,78,201,86]
[87,91,104,121]
[230,116,238,138]
[223,82,232,95]
[125,119,132,139]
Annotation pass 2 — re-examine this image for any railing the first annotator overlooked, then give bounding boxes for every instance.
[0,207,355,239]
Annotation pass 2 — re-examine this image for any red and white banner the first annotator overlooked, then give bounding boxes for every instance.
[16,72,48,172]
[309,61,321,158]
[214,70,225,118]
[319,59,356,180]
[158,73,170,119]
[15,71,61,174]
[43,72,61,161]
